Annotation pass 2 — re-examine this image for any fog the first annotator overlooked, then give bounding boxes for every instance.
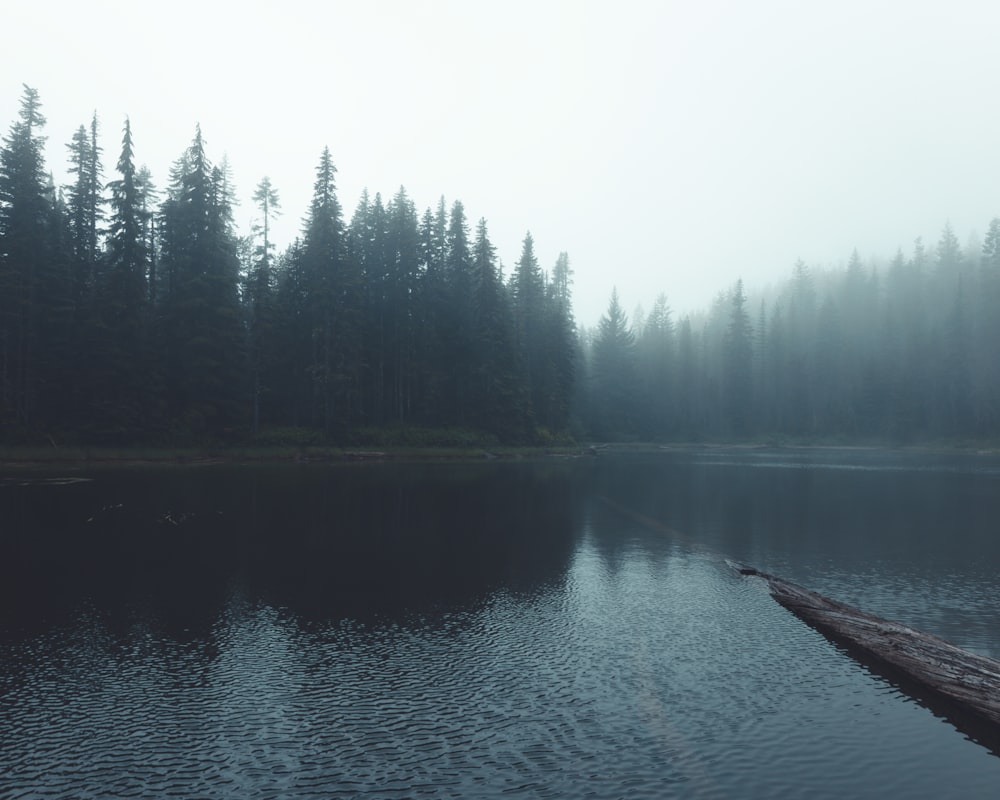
[4,0,1000,325]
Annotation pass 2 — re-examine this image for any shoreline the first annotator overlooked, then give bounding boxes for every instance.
[1,439,997,469]
[0,444,599,469]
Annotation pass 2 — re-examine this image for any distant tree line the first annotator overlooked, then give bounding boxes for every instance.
[0,86,575,444]
[2,85,998,446]
[584,228,1000,442]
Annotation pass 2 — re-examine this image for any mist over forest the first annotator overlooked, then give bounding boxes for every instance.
[2,85,998,446]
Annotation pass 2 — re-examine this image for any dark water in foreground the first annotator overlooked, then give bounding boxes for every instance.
[3,447,1000,798]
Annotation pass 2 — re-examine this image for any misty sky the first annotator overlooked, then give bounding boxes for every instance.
[4,0,1000,326]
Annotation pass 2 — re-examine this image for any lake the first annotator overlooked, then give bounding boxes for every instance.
[3,447,1000,798]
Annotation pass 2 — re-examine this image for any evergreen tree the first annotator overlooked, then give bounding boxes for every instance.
[414,198,449,421]
[36,173,76,429]
[975,220,1000,431]
[441,200,474,423]
[511,231,547,426]
[247,175,281,433]
[93,116,151,435]
[61,115,110,432]
[64,113,103,294]
[135,165,159,304]
[723,279,753,436]
[813,294,845,432]
[345,187,376,421]
[930,223,966,332]
[936,222,963,275]
[0,85,53,431]
[384,186,420,423]
[675,316,699,438]
[539,252,576,433]
[252,176,280,273]
[880,247,924,438]
[293,146,359,433]
[349,186,421,426]
[469,217,523,437]
[785,259,816,433]
[158,126,244,436]
[754,299,767,429]
[636,292,673,438]
[105,119,144,297]
[937,282,972,434]
[590,288,636,438]
[761,302,786,432]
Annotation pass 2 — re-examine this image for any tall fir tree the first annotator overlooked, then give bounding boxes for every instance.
[590,288,637,438]
[442,200,474,423]
[293,146,359,433]
[723,279,753,436]
[470,217,523,437]
[93,116,151,436]
[975,220,1000,431]
[511,231,547,426]
[0,86,54,431]
[636,292,673,438]
[246,175,281,434]
[158,125,244,436]
[413,198,449,421]
[383,186,420,423]
[538,252,576,433]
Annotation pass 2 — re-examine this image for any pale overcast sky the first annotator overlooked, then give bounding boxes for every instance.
[4,0,1000,326]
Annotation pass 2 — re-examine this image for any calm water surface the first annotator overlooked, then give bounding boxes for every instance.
[2,448,1000,798]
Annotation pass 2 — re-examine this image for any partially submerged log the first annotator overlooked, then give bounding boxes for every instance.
[343,451,387,461]
[731,562,1000,733]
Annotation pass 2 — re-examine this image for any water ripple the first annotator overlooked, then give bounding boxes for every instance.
[3,547,1000,798]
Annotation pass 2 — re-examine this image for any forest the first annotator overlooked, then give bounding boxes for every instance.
[598,221,1000,443]
[2,85,998,447]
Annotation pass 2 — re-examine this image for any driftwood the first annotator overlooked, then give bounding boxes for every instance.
[343,451,387,460]
[731,562,1000,737]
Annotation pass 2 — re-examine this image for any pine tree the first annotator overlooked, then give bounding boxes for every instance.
[252,176,280,274]
[511,231,546,426]
[294,146,359,433]
[938,282,972,434]
[470,217,523,437]
[63,113,103,304]
[785,259,816,433]
[105,119,144,296]
[351,189,387,421]
[975,220,1000,431]
[93,117,151,435]
[135,165,159,304]
[441,200,474,423]
[590,288,636,438]
[723,279,753,436]
[414,199,449,421]
[384,186,420,423]
[0,85,52,431]
[247,176,280,434]
[158,126,244,436]
[66,125,93,303]
[675,316,698,437]
[813,294,845,432]
[762,302,786,432]
[539,252,577,433]
[637,292,673,438]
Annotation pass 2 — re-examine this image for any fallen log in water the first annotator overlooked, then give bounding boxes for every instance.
[731,562,1000,732]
